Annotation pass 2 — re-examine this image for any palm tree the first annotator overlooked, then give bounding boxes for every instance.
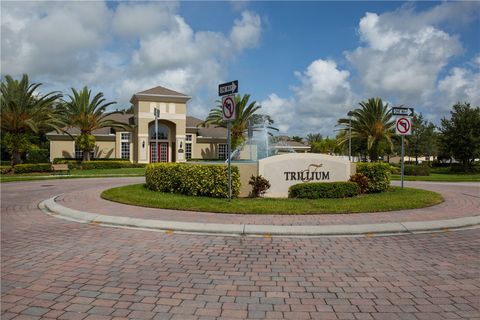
[337,98,395,161]
[200,94,277,150]
[60,87,131,161]
[306,133,323,145]
[1,74,63,165]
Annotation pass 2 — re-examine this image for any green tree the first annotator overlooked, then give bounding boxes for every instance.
[439,102,480,171]
[337,98,395,161]
[406,113,438,163]
[60,87,130,161]
[306,133,323,145]
[201,94,277,150]
[0,74,63,165]
[311,137,338,154]
[291,136,303,143]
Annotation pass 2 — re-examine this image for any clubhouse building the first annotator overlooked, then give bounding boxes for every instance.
[48,86,310,163]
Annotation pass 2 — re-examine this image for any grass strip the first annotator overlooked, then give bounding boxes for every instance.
[391,173,480,182]
[101,184,443,214]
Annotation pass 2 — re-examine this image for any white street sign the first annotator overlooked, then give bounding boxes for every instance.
[222,94,236,121]
[392,107,414,116]
[396,117,412,135]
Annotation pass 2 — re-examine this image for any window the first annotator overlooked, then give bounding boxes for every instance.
[185,134,192,160]
[121,142,130,159]
[149,124,169,140]
[218,144,228,160]
[120,133,130,160]
[75,144,94,159]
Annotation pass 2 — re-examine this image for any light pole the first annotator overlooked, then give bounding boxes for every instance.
[347,111,354,162]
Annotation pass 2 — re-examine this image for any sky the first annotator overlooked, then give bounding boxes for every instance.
[1,1,479,137]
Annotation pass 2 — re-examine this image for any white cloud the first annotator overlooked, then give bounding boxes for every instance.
[262,59,354,136]
[119,10,262,110]
[230,11,262,51]
[1,1,111,78]
[346,10,462,104]
[112,2,178,38]
[438,67,480,109]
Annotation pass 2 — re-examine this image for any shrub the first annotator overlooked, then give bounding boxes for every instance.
[404,165,431,176]
[0,166,12,174]
[356,163,391,193]
[26,148,49,163]
[288,182,359,199]
[13,163,52,174]
[145,163,240,198]
[248,175,271,198]
[80,161,133,170]
[349,173,369,194]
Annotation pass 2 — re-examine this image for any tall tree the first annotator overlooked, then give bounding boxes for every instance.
[291,136,303,143]
[406,113,438,163]
[337,98,395,161]
[60,87,130,161]
[306,133,323,145]
[439,102,480,171]
[311,137,339,154]
[0,74,63,165]
[200,94,277,150]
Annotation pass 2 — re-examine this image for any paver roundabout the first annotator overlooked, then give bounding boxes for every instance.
[1,177,479,319]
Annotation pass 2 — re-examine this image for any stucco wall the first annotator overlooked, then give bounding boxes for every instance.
[50,140,75,161]
[94,141,116,159]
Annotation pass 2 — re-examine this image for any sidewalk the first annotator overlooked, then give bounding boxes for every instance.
[40,181,480,236]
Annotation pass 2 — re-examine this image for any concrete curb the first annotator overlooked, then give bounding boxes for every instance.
[39,196,480,237]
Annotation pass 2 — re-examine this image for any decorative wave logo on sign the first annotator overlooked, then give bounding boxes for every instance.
[284,163,330,182]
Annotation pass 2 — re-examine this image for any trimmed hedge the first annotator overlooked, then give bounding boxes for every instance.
[145,163,240,198]
[0,166,12,174]
[13,163,52,174]
[288,182,359,199]
[356,163,391,193]
[80,161,140,170]
[26,149,49,163]
[52,158,145,169]
[404,165,431,176]
[53,158,130,163]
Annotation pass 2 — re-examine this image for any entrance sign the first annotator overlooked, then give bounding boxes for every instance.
[396,117,412,135]
[218,80,238,96]
[392,107,414,116]
[258,153,353,198]
[222,95,236,121]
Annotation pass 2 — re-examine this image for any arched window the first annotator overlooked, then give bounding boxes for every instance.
[149,123,169,140]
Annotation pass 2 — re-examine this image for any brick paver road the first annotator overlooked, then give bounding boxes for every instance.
[2,178,479,320]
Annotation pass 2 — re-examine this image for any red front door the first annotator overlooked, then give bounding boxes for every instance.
[150,142,169,163]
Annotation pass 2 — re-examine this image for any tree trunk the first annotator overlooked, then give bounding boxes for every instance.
[11,151,22,166]
[83,150,90,161]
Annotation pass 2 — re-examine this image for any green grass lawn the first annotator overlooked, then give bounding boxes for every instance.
[0,167,145,182]
[391,172,480,182]
[101,184,443,214]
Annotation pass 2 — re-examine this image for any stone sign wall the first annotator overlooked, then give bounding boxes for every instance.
[258,153,354,198]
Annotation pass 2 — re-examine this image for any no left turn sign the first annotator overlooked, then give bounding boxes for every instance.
[222,95,236,121]
[396,117,412,135]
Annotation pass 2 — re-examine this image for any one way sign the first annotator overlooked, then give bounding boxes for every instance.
[218,80,238,96]
[392,107,414,116]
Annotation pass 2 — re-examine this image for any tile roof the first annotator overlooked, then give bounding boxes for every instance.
[136,86,189,97]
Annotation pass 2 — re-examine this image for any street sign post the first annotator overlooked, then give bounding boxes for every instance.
[218,80,238,96]
[154,108,160,163]
[393,108,414,189]
[219,81,239,201]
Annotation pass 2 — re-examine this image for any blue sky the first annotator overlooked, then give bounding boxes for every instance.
[1,1,479,137]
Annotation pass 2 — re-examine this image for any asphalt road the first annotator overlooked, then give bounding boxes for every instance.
[1,178,479,320]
